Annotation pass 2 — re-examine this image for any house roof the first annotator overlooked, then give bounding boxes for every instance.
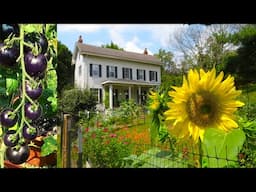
[72,43,163,66]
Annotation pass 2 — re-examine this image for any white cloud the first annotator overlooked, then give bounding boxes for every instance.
[124,37,153,55]
[108,31,153,55]
[109,29,125,46]
[149,24,187,48]
[58,24,185,57]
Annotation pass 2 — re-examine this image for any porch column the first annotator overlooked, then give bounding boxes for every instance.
[138,86,141,105]
[128,86,131,100]
[109,85,113,109]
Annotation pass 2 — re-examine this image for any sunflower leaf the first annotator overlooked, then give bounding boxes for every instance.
[202,128,245,168]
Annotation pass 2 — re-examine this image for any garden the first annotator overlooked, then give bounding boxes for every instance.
[63,69,256,168]
[0,24,58,168]
[55,24,256,168]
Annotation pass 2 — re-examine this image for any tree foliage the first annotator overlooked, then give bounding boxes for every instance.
[172,24,241,72]
[56,41,74,95]
[101,41,124,51]
[154,48,177,72]
[224,24,256,85]
[58,88,97,115]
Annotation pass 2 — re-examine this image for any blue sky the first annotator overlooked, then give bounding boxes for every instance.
[57,24,187,62]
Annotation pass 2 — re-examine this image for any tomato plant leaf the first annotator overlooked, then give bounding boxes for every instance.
[6,78,19,96]
[47,96,57,113]
[41,135,57,156]
[23,24,42,33]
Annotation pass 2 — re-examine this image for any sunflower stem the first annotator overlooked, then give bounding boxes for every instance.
[198,138,203,168]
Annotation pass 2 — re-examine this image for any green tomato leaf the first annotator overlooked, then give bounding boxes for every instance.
[6,78,19,96]
[47,96,57,113]
[23,24,42,33]
[41,135,57,157]
[0,95,9,109]
[202,128,246,168]
[46,69,57,91]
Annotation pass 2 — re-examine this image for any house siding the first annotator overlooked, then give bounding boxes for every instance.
[75,54,161,89]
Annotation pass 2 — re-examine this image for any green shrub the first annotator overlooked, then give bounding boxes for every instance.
[83,127,132,168]
[58,88,97,115]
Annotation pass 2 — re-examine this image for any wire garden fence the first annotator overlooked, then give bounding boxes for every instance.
[61,112,248,168]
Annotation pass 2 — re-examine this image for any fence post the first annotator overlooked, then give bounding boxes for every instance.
[77,127,83,168]
[62,114,72,168]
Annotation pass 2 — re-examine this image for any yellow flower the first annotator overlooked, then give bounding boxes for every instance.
[164,68,244,143]
[148,90,160,111]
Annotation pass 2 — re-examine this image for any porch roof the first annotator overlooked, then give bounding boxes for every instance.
[101,79,160,87]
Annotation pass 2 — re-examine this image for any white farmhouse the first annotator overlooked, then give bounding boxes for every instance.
[72,36,162,109]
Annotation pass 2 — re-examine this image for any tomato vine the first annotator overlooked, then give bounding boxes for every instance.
[0,24,57,167]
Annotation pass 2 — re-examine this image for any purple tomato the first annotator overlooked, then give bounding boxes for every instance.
[24,52,47,77]
[4,130,19,147]
[25,102,42,120]
[0,43,19,67]
[25,81,42,100]
[5,144,30,164]
[22,125,38,140]
[0,109,18,128]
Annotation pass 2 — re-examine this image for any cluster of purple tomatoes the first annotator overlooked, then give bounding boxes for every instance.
[0,24,48,164]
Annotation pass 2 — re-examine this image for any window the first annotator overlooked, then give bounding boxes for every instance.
[78,65,82,76]
[122,68,132,80]
[137,69,146,81]
[90,88,102,103]
[107,66,118,78]
[90,64,102,77]
[149,71,158,82]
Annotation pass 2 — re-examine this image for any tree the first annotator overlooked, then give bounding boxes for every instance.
[101,41,124,51]
[224,24,256,85]
[56,41,74,95]
[171,24,241,72]
[154,48,177,72]
[154,49,182,93]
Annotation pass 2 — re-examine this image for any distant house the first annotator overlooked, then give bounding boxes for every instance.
[72,36,162,109]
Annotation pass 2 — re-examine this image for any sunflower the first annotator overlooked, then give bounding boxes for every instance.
[148,90,161,111]
[164,68,244,143]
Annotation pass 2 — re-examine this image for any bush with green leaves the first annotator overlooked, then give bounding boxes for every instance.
[58,88,97,115]
[83,126,132,168]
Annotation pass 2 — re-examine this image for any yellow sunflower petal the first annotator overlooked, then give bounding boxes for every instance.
[164,67,244,143]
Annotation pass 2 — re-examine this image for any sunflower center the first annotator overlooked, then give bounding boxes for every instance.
[200,104,211,114]
[186,93,217,127]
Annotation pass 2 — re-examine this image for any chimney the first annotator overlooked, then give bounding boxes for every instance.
[143,48,148,55]
[78,35,83,43]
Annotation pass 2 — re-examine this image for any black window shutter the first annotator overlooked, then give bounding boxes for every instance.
[130,68,132,80]
[99,89,102,103]
[156,72,158,82]
[90,64,92,76]
[149,71,152,81]
[122,68,125,79]
[144,70,146,81]
[115,66,117,78]
[99,65,102,77]
[106,66,109,78]
[137,69,139,80]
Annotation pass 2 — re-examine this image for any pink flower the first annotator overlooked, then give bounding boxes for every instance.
[109,133,117,138]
